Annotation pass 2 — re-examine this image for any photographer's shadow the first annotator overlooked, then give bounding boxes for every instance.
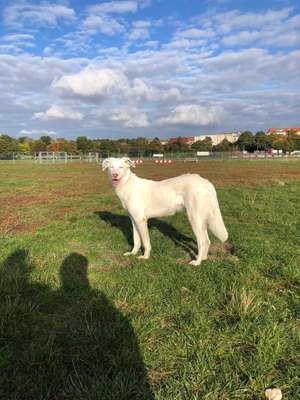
[95,210,197,258]
[1,250,153,400]
[57,253,154,399]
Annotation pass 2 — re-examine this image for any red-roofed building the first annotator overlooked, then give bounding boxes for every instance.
[160,140,168,145]
[168,137,195,145]
[267,128,300,135]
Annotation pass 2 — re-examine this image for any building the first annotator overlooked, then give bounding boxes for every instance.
[267,128,300,136]
[194,132,241,146]
[168,137,195,145]
[167,132,241,146]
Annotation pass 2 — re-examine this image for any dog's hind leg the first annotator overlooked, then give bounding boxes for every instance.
[187,211,209,266]
[201,228,210,261]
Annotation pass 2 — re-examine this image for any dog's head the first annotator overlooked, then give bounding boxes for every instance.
[102,157,135,187]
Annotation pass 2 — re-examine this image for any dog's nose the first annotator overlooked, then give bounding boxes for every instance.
[112,173,118,178]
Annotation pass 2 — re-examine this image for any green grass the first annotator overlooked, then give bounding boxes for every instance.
[1,161,300,399]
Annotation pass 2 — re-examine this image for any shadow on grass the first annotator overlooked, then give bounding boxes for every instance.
[0,250,154,400]
[95,211,197,258]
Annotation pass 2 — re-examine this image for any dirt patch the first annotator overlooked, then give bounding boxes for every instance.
[109,254,135,268]
[139,160,300,187]
[95,264,114,272]
[0,213,22,234]
[0,195,50,208]
[208,242,239,262]
[209,242,235,255]
[147,369,172,385]
[176,242,238,264]
[114,300,146,314]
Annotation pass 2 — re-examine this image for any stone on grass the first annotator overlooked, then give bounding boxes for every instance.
[265,388,282,400]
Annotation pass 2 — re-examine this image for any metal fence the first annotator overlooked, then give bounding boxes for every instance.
[1,151,300,163]
[0,152,100,163]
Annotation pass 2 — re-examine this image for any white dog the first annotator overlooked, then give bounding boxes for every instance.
[102,157,228,265]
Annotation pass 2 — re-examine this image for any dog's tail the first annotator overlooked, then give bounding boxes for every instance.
[208,196,228,243]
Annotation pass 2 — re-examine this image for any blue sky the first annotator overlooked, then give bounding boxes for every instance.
[0,0,299,139]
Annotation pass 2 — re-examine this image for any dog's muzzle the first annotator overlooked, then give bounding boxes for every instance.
[111,174,120,186]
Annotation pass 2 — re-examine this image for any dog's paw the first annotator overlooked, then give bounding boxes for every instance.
[189,260,201,266]
[123,252,133,256]
[137,255,149,260]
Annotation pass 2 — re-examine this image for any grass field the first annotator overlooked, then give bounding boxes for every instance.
[1,160,300,399]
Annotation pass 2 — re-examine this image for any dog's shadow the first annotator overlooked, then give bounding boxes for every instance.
[95,211,197,258]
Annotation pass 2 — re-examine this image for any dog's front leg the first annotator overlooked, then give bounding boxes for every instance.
[135,219,151,260]
[124,218,141,256]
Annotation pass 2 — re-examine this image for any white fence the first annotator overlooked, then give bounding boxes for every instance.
[1,151,300,163]
[34,152,99,164]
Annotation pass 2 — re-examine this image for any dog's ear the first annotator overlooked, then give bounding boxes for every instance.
[123,157,135,168]
[102,158,111,171]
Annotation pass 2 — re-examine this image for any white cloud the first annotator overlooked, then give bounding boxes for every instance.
[33,105,83,121]
[82,15,125,35]
[0,44,22,53]
[105,106,150,127]
[221,16,300,48]
[3,1,76,28]
[0,33,35,53]
[82,1,147,38]
[142,40,159,48]
[200,48,300,92]
[88,1,138,14]
[130,78,154,100]
[52,67,129,99]
[52,65,156,103]
[192,7,300,52]
[0,53,89,93]
[161,88,183,103]
[158,104,224,126]
[128,27,150,41]
[222,30,260,46]
[165,38,206,49]
[19,129,57,136]
[2,33,35,42]
[177,28,215,39]
[132,20,151,28]
[211,8,292,34]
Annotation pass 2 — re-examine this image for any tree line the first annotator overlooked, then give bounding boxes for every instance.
[0,130,299,156]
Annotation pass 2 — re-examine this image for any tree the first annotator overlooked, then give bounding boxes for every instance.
[60,139,77,153]
[255,131,269,151]
[165,140,190,153]
[287,130,300,151]
[18,136,30,144]
[18,142,30,153]
[0,134,18,153]
[30,140,47,153]
[236,131,256,152]
[268,133,285,151]
[48,139,77,153]
[76,136,93,153]
[128,137,148,157]
[116,140,130,155]
[146,137,163,155]
[191,137,212,152]
[99,139,119,156]
[212,138,232,152]
[47,142,61,152]
[40,136,52,146]
[281,138,295,153]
